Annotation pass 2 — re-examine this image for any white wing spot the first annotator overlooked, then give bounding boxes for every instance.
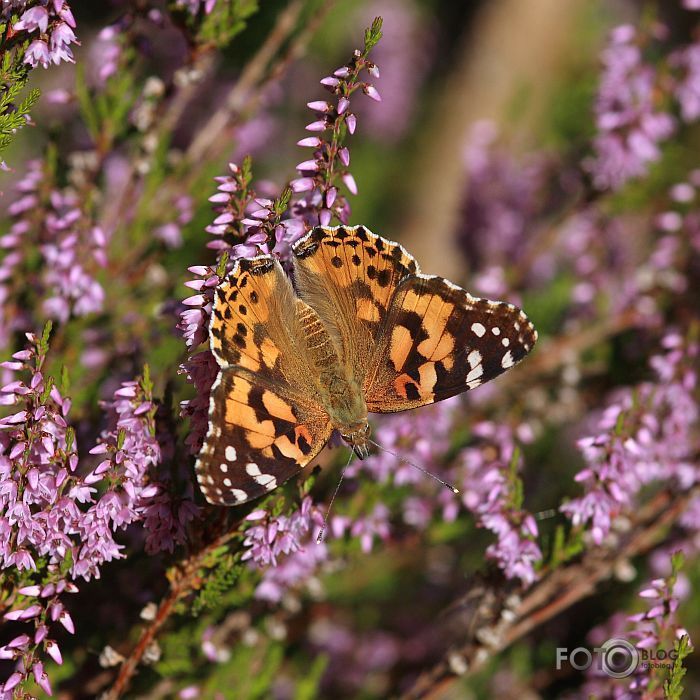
[219,463,228,473]
[246,462,262,476]
[468,349,482,368]
[467,378,482,389]
[255,473,277,490]
[205,475,214,485]
[491,327,501,336]
[466,365,483,383]
[223,478,232,487]
[502,337,510,347]
[471,322,486,337]
[501,350,515,368]
[225,446,237,461]
[231,488,248,502]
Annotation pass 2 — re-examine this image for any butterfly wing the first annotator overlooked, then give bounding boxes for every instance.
[292,225,537,415]
[292,225,419,388]
[364,274,537,412]
[196,256,332,506]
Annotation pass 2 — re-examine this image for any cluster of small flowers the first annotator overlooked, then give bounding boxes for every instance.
[587,9,700,191]
[629,570,688,652]
[561,334,699,544]
[654,174,700,256]
[1,159,108,336]
[206,170,305,264]
[89,20,127,87]
[91,377,197,556]
[0,160,42,348]
[578,554,691,698]
[40,188,107,323]
[242,497,327,602]
[0,335,78,695]
[10,0,79,69]
[290,46,380,226]
[457,421,542,585]
[351,400,542,584]
[0,333,192,694]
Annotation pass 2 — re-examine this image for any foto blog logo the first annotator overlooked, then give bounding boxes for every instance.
[556,638,641,679]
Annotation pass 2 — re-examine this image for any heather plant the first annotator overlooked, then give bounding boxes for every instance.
[0,1,698,699]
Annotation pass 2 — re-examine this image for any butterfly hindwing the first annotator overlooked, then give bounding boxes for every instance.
[365,274,537,412]
[196,369,331,505]
[197,256,332,505]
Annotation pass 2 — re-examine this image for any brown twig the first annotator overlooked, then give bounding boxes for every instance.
[401,488,695,700]
[185,0,308,166]
[102,519,241,700]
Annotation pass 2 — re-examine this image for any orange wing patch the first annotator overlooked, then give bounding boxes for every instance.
[210,257,284,374]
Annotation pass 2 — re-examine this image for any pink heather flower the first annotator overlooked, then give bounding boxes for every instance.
[561,337,699,543]
[457,422,542,585]
[350,504,391,553]
[40,189,107,322]
[25,39,51,68]
[14,6,49,33]
[586,27,675,190]
[671,44,700,122]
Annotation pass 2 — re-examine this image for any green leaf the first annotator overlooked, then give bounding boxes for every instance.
[663,634,693,700]
[190,0,259,48]
[363,16,383,55]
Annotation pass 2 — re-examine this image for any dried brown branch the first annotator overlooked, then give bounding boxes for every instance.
[401,488,695,700]
[185,0,321,166]
[102,517,241,700]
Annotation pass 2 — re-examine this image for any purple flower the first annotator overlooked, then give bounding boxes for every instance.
[24,39,51,68]
[561,335,699,543]
[176,0,217,14]
[457,422,542,585]
[671,44,700,121]
[14,6,49,33]
[586,27,675,190]
[239,497,327,602]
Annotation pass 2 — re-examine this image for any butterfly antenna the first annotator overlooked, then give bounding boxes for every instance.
[316,450,354,544]
[368,439,460,495]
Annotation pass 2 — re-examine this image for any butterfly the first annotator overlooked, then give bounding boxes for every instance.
[195,225,537,506]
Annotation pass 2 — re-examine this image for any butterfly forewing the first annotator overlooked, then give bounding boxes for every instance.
[197,256,332,505]
[365,274,537,412]
[293,225,419,387]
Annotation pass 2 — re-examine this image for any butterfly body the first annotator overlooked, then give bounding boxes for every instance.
[295,297,371,457]
[196,226,537,506]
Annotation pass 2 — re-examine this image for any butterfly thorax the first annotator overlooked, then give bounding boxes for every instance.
[296,299,370,458]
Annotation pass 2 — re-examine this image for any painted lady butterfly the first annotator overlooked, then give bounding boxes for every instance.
[195,226,537,505]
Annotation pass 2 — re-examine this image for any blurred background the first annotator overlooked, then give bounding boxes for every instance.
[1,0,700,698]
